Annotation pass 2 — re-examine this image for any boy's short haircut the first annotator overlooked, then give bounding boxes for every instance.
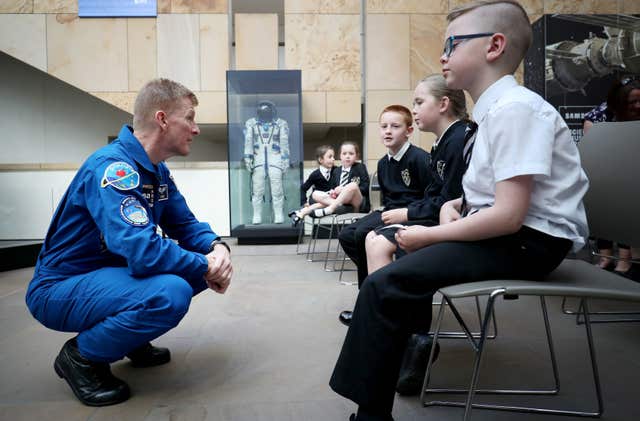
[315,145,334,162]
[133,78,198,131]
[447,0,532,73]
[340,140,360,158]
[379,104,413,127]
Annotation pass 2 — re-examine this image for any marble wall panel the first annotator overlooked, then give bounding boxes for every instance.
[128,19,157,91]
[366,90,413,122]
[285,14,360,91]
[90,92,136,114]
[327,91,361,123]
[47,15,128,92]
[235,14,278,70]
[302,91,327,123]
[195,91,226,124]
[285,0,359,14]
[200,14,228,91]
[0,14,47,71]
[622,0,640,13]
[34,0,77,13]
[0,0,32,13]
[410,14,447,88]
[544,0,619,14]
[367,0,446,14]
[157,14,200,91]
[366,121,387,161]
[366,14,410,90]
[448,0,542,14]
[170,0,227,13]
[158,0,171,13]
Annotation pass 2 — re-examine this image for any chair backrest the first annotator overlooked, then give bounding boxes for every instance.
[578,121,640,245]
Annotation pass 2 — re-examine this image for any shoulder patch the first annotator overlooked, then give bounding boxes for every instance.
[120,196,149,226]
[101,162,140,190]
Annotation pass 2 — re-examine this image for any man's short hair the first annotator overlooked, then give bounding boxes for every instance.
[447,0,532,73]
[133,78,198,131]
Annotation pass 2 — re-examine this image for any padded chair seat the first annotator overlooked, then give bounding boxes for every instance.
[440,259,640,302]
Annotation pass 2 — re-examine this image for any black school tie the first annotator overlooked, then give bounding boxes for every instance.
[460,122,478,217]
[340,170,349,186]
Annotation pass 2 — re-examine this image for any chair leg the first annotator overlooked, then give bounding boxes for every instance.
[561,296,640,323]
[422,293,603,418]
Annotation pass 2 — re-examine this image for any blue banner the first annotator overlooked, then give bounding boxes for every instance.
[79,0,157,17]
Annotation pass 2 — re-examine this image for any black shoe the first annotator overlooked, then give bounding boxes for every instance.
[126,342,171,367]
[395,334,440,396]
[54,337,130,406]
[288,210,302,226]
[349,409,394,421]
[339,310,353,326]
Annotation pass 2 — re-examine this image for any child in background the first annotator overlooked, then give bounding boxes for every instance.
[330,2,589,419]
[289,145,337,225]
[310,141,370,217]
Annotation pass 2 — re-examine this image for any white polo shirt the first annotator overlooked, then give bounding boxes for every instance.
[463,75,589,251]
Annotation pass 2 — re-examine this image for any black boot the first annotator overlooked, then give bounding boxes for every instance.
[54,337,130,406]
[339,310,353,326]
[395,334,440,396]
[126,342,171,367]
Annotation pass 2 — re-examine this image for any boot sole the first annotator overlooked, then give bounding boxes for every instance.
[54,358,130,407]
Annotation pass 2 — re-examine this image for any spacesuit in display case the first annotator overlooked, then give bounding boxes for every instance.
[243,101,290,224]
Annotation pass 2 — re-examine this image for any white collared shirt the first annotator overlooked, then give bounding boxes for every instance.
[320,166,332,180]
[388,141,411,162]
[464,75,589,251]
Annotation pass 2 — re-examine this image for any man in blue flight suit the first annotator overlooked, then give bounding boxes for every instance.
[25,78,233,406]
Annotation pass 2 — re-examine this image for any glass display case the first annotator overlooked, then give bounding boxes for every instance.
[227,70,303,243]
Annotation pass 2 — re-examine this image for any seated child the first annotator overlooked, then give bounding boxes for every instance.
[309,141,370,217]
[288,145,337,225]
[365,74,471,276]
[290,142,370,225]
[330,2,589,420]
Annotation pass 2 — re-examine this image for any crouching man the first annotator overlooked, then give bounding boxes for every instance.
[25,78,232,406]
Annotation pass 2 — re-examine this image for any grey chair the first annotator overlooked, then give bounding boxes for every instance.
[420,121,640,420]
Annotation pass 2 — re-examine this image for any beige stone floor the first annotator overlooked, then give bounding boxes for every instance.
[1,241,640,420]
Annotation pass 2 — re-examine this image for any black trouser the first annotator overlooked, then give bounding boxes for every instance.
[330,226,571,415]
[338,211,384,287]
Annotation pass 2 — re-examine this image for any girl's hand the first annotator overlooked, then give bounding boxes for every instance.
[395,225,431,253]
[381,208,408,224]
[440,198,462,225]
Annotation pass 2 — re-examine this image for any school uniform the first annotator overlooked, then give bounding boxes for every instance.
[329,162,371,213]
[330,75,589,416]
[375,120,470,248]
[338,142,431,287]
[300,166,337,205]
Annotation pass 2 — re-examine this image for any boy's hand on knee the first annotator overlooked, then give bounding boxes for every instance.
[381,208,408,225]
[395,225,430,252]
[440,199,462,225]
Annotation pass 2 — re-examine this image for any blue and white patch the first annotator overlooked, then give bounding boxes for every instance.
[120,196,149,226]
[101,161,140,190]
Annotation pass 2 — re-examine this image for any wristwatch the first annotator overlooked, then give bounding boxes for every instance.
[209,239,231,254]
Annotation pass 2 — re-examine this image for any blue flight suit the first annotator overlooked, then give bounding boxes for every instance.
[26,125,219,363]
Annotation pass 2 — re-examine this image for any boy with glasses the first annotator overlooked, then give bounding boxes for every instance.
[329,2,589,420]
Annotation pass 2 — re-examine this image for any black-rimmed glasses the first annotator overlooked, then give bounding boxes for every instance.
[443,33,495,58]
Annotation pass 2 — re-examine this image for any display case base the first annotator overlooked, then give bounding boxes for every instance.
[232,224,300,245]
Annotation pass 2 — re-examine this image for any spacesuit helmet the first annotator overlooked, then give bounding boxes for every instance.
[257,101,277,123]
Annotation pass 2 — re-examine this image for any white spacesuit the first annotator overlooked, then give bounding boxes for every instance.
[244,101,290,224]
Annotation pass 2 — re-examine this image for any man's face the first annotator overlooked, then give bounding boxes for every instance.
[165,97,200,157]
